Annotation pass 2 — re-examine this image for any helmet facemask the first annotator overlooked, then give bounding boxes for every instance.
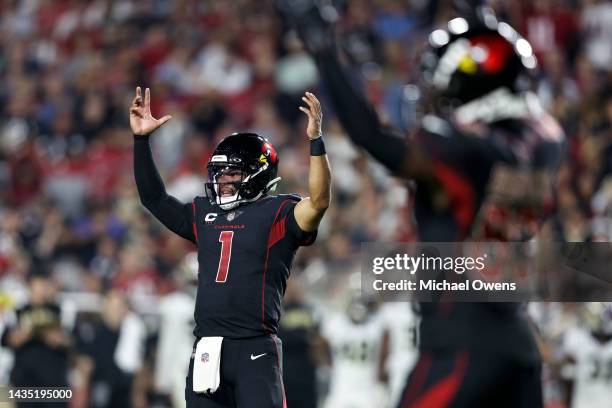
[205,155,281,211]
[207,164,245,210]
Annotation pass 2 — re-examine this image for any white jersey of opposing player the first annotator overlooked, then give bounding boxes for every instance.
[0,318,15,385]
[322,311,387,408]
[380,302,419,408]
[155,291,196,408]
[562,326,612,408]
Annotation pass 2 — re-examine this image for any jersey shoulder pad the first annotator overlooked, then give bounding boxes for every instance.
[274,193,303,202]
[193,196,213,208]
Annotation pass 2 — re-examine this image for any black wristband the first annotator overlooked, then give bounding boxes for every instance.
[310,137,326,156]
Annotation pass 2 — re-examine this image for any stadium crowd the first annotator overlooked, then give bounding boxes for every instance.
[0,0,611,407]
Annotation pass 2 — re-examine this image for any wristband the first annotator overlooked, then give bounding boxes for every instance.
[310,137,326,156]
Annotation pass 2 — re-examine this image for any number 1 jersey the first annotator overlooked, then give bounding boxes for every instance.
[191,194,316,339]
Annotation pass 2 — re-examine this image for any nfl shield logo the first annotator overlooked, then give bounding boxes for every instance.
[226,212,235,221]
[201,353,209,363]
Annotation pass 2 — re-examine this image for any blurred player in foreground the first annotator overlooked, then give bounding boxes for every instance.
[130,87,330,407]
[277,1,564,407]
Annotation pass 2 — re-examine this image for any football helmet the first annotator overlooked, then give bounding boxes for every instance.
[175,252,199,297]
[420,8,537,111]
[177,252,199,284]
[582,302,612,336]
[346,272,378,324]
[205,133,281,210]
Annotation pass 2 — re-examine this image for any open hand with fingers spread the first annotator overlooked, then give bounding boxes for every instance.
[129,86,172,136]
[299,91,322,140]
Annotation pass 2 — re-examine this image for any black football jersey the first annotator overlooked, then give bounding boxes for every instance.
[412,115,564,358]
[191,194,316,339]
[301,44,565,362]
[132,138,317,340]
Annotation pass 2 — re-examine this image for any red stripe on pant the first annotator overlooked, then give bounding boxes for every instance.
[402,351,469,408]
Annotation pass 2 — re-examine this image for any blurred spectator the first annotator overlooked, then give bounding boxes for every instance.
[0,0,610,406]
[191,34,252,96]
[519,0,579,62]
[581,0,612,71]
[1,270,72,406]
[372,0,417,42]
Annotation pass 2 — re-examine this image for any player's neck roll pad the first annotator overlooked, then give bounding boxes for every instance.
[193,337,223,394]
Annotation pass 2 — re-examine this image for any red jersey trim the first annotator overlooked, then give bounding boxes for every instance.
[192,201,198,242]
[432,162,476,237]
[261,199,294,331]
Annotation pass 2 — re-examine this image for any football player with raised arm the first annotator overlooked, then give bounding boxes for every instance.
[277,2,564,407]
[130,87,330,408]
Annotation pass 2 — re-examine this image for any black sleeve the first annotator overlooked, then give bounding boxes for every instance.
[314,49,409,174]
[274,196,317,247]
[133,135,195,243]
[286,204,317,246]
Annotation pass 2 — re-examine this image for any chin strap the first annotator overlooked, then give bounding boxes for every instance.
[217,192,241,210]
[266,177,281,192]
[219,201,241,210]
